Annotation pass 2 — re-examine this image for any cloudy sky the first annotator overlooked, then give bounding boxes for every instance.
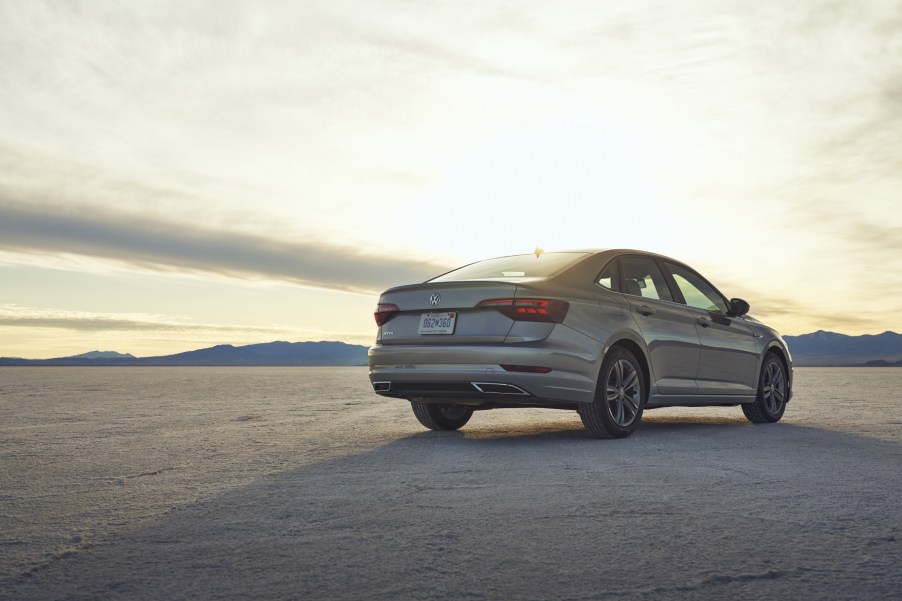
[1,0,900,358]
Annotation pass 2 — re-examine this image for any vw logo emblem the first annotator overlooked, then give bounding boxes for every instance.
[429,293,441,306]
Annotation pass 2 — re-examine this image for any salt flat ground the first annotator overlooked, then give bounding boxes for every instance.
[1,366,900,600]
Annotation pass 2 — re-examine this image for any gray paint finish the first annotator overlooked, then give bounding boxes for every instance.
[369,249,792,420]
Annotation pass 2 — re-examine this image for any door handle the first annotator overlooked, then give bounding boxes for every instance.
[636,304,655,316]
[696,316,712,328]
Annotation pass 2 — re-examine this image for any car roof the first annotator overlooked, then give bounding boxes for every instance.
[533,248,682,262]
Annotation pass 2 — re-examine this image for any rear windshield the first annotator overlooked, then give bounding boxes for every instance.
[429,252,589,282]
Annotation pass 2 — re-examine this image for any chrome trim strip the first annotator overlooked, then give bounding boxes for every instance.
[471,382,529,395]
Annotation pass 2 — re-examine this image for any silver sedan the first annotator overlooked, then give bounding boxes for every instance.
[369,249,792,438]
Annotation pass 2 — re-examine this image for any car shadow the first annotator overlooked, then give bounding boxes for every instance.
[401,410,787,443]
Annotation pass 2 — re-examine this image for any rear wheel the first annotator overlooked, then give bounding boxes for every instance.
[410,400,473,431]
[578,347,646,439]
[742,353,788,424]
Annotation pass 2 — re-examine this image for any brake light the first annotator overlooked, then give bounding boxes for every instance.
[477,298,569,323]
[374,304,400,326]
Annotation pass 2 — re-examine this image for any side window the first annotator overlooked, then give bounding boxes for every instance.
[620,256,673,302]
[596,260,620,292]
[665,262,729,313]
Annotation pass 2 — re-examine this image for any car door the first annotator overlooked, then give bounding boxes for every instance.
[619,255,700,395]
[662,261,760,396]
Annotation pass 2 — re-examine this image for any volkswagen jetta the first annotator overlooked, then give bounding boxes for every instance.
[368,249,792,438]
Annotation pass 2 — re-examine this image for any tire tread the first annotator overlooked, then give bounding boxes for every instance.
[410,401,473,431]
[741,401,769,424]
[411,401,441,430]
[578,404,616,438]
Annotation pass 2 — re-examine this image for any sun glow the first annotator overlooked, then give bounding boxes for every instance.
[400,97,700,263]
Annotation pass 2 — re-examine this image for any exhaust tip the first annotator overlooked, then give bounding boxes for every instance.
[373,381,391,392]
[471,382,529,395]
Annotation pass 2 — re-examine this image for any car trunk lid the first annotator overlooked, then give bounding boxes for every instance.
[377,281,520,345]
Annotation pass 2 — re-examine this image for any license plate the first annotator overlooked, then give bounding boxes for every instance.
[418,312,457,335]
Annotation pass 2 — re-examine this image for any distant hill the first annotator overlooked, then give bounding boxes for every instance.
[860,359,902,367]
[69,350,136,359]
[783,330,902,366]
[134,341,367,366]
[0,341,369,366]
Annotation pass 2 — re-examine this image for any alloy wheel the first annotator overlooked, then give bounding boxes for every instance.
[606,359,641,427]
[762,360,786,415]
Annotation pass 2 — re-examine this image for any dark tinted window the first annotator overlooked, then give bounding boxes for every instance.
[620,256,673,302]
[596,260,619,292]
[665,262,729,313]
[430,252,589,282]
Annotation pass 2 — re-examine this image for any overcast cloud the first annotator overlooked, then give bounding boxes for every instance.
[0,200,447,293]
[0,304,280,334]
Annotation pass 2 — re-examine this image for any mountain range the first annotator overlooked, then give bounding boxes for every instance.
[0,341,369,366]
[1,331,900,367]
[782,330,902,366]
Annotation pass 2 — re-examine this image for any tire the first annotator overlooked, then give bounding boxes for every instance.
[742,353,788,424]
[578,346,646,439]
[410,400,474,431]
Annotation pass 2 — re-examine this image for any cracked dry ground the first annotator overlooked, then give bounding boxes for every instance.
[1,366,901,600]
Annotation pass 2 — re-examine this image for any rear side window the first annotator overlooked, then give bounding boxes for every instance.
[430,252,589,282]
[620,256,673,302]
[596,260,620,292]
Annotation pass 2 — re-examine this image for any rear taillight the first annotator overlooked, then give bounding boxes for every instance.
[477,298,569,323]
[374,304,400,326]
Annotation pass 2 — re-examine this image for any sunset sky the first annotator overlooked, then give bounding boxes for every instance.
[2,1,901,358]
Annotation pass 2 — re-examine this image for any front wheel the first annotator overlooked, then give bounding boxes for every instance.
[410,400,474,431]
[578,347,646,439]
[742,353,788,424]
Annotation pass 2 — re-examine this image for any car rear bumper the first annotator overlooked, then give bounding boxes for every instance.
[367,333,604,406]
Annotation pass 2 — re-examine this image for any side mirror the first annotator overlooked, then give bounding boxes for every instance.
[729,298,750,317]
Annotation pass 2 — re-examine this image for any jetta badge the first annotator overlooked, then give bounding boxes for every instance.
[429,293,441,306]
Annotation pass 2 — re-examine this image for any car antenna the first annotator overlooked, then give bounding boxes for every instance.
[534,246,544,258]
